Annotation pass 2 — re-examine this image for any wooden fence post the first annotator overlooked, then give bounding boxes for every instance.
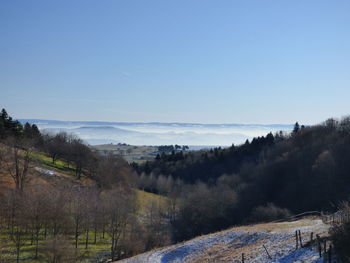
[298,230,303,248]
[328,245,332,263]
[316,235,321,258]
[310,232,314,243]
[263,244,272,260]
[295,230,299,250]
[242,253,245,263]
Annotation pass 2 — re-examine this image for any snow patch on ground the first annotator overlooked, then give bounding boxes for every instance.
[35,167,57,177]
[116,218,330,263]
[161,231,269,263]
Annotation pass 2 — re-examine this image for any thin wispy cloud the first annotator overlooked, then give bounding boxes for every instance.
[121,71,132,78]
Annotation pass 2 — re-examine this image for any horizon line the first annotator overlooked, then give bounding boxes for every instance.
[18,118,296,127]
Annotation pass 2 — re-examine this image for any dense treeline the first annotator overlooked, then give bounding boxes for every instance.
[133,131,276,184]
[0,109,41,141]
[157,145,189,153]
[134,118,350,241]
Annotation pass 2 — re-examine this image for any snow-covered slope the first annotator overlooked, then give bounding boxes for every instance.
[116,218,329,263]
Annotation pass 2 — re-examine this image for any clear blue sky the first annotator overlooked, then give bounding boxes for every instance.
[1,0,350,124]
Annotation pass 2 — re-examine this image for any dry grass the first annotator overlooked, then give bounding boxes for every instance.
[183,218,329,263]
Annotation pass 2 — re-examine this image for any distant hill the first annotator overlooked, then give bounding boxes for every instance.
[19,119,293,146]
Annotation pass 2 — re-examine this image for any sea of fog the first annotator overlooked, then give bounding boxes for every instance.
[20,119,293,147]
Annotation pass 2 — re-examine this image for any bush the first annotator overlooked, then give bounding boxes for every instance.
[0,244,9,263]
[41,237,79,263]
[249,203,291,223]
[172,183,238,241]
[330,221,350,262]
[330,202,350,262]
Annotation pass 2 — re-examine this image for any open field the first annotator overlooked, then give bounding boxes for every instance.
[116,217,330,263]
[91,144,159,163]
[29,151,77,176]
[0,232,112,263]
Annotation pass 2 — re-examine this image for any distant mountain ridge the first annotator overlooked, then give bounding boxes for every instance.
[19,119,293,146]
[20,119,293,128]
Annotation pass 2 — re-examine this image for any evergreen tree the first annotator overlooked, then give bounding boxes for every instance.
[293,122,300,134]
[1,108,8,120]
[23,122,32,138]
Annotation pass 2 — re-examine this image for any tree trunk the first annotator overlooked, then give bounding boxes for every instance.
[94,225,97,244]
[111,230,115,261]
[85,226,89,249]
[75,223,79,248]
[16,232,21,263]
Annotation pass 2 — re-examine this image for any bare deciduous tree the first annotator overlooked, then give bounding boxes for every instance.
[4,191,27,263]
[43,132,68,164]
[69,138,94,179]
[68,187,91,248]
[96,154,133,189]
[143,200,171,250]
[1,138,33,191]
[103,187,136,261]
[45,186,69,237]
[23,186,49,258]
[41,236,79,263]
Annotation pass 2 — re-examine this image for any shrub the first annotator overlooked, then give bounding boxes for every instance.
[249,203,291,223]
[41,237,79,263]
[330,202,350,262]
[0,244,9,263]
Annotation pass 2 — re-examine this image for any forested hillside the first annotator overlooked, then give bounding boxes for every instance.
[134,118,350,241]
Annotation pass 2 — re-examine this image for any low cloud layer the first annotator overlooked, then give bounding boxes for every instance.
[21,119,292,147]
